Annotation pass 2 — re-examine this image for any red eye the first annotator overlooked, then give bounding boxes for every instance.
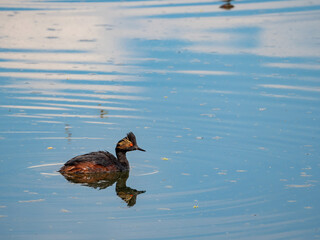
[129,143,133,147]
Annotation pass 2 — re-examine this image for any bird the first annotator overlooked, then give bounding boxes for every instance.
[59,132,145,174]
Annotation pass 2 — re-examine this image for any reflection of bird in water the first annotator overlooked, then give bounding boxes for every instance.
[60,171,145,207]
[59,132,145,173]
[115,172,146,207]
[220,0,234,10]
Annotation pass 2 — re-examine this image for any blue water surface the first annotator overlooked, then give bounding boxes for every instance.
[0,0,319,239]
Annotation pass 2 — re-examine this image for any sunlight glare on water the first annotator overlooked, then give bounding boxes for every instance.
[0,0,319,239]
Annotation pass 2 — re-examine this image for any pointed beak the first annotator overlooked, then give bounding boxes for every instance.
[136,147,146,152]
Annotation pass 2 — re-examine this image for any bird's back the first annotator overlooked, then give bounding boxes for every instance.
[59,151,120,173]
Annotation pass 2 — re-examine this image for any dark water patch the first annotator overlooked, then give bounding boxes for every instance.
[46,36,59,39]
[78,39,97,42]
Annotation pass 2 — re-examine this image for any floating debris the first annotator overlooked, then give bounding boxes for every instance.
[161,157,169,161]
[100,109,108,118]
[60,209,71,213]
[236,170,247,173]
[212,136,222,140]
[181,173,190,176]
[47,147,53,150]
[302,166,312,170]
[259,108,267,111]
[220,2,234,10]
[300,172,312,177]
[196,136,203,140]
[217,170,227,175]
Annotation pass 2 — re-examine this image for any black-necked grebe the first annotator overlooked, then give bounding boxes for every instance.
[59,132,145,173]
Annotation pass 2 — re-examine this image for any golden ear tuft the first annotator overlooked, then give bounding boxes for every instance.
[117,137,134,149]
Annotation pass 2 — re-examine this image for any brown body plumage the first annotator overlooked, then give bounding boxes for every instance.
[59,132,145,174]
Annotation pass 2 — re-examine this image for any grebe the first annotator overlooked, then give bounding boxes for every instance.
[59,132,145,173]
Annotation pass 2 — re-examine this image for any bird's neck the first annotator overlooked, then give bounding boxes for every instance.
[115,171,129,189]
[115,149,129,169]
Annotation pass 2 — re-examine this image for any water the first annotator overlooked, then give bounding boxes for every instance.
[0,0,319,239]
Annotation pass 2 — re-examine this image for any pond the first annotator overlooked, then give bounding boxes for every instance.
[0,0,319,239]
